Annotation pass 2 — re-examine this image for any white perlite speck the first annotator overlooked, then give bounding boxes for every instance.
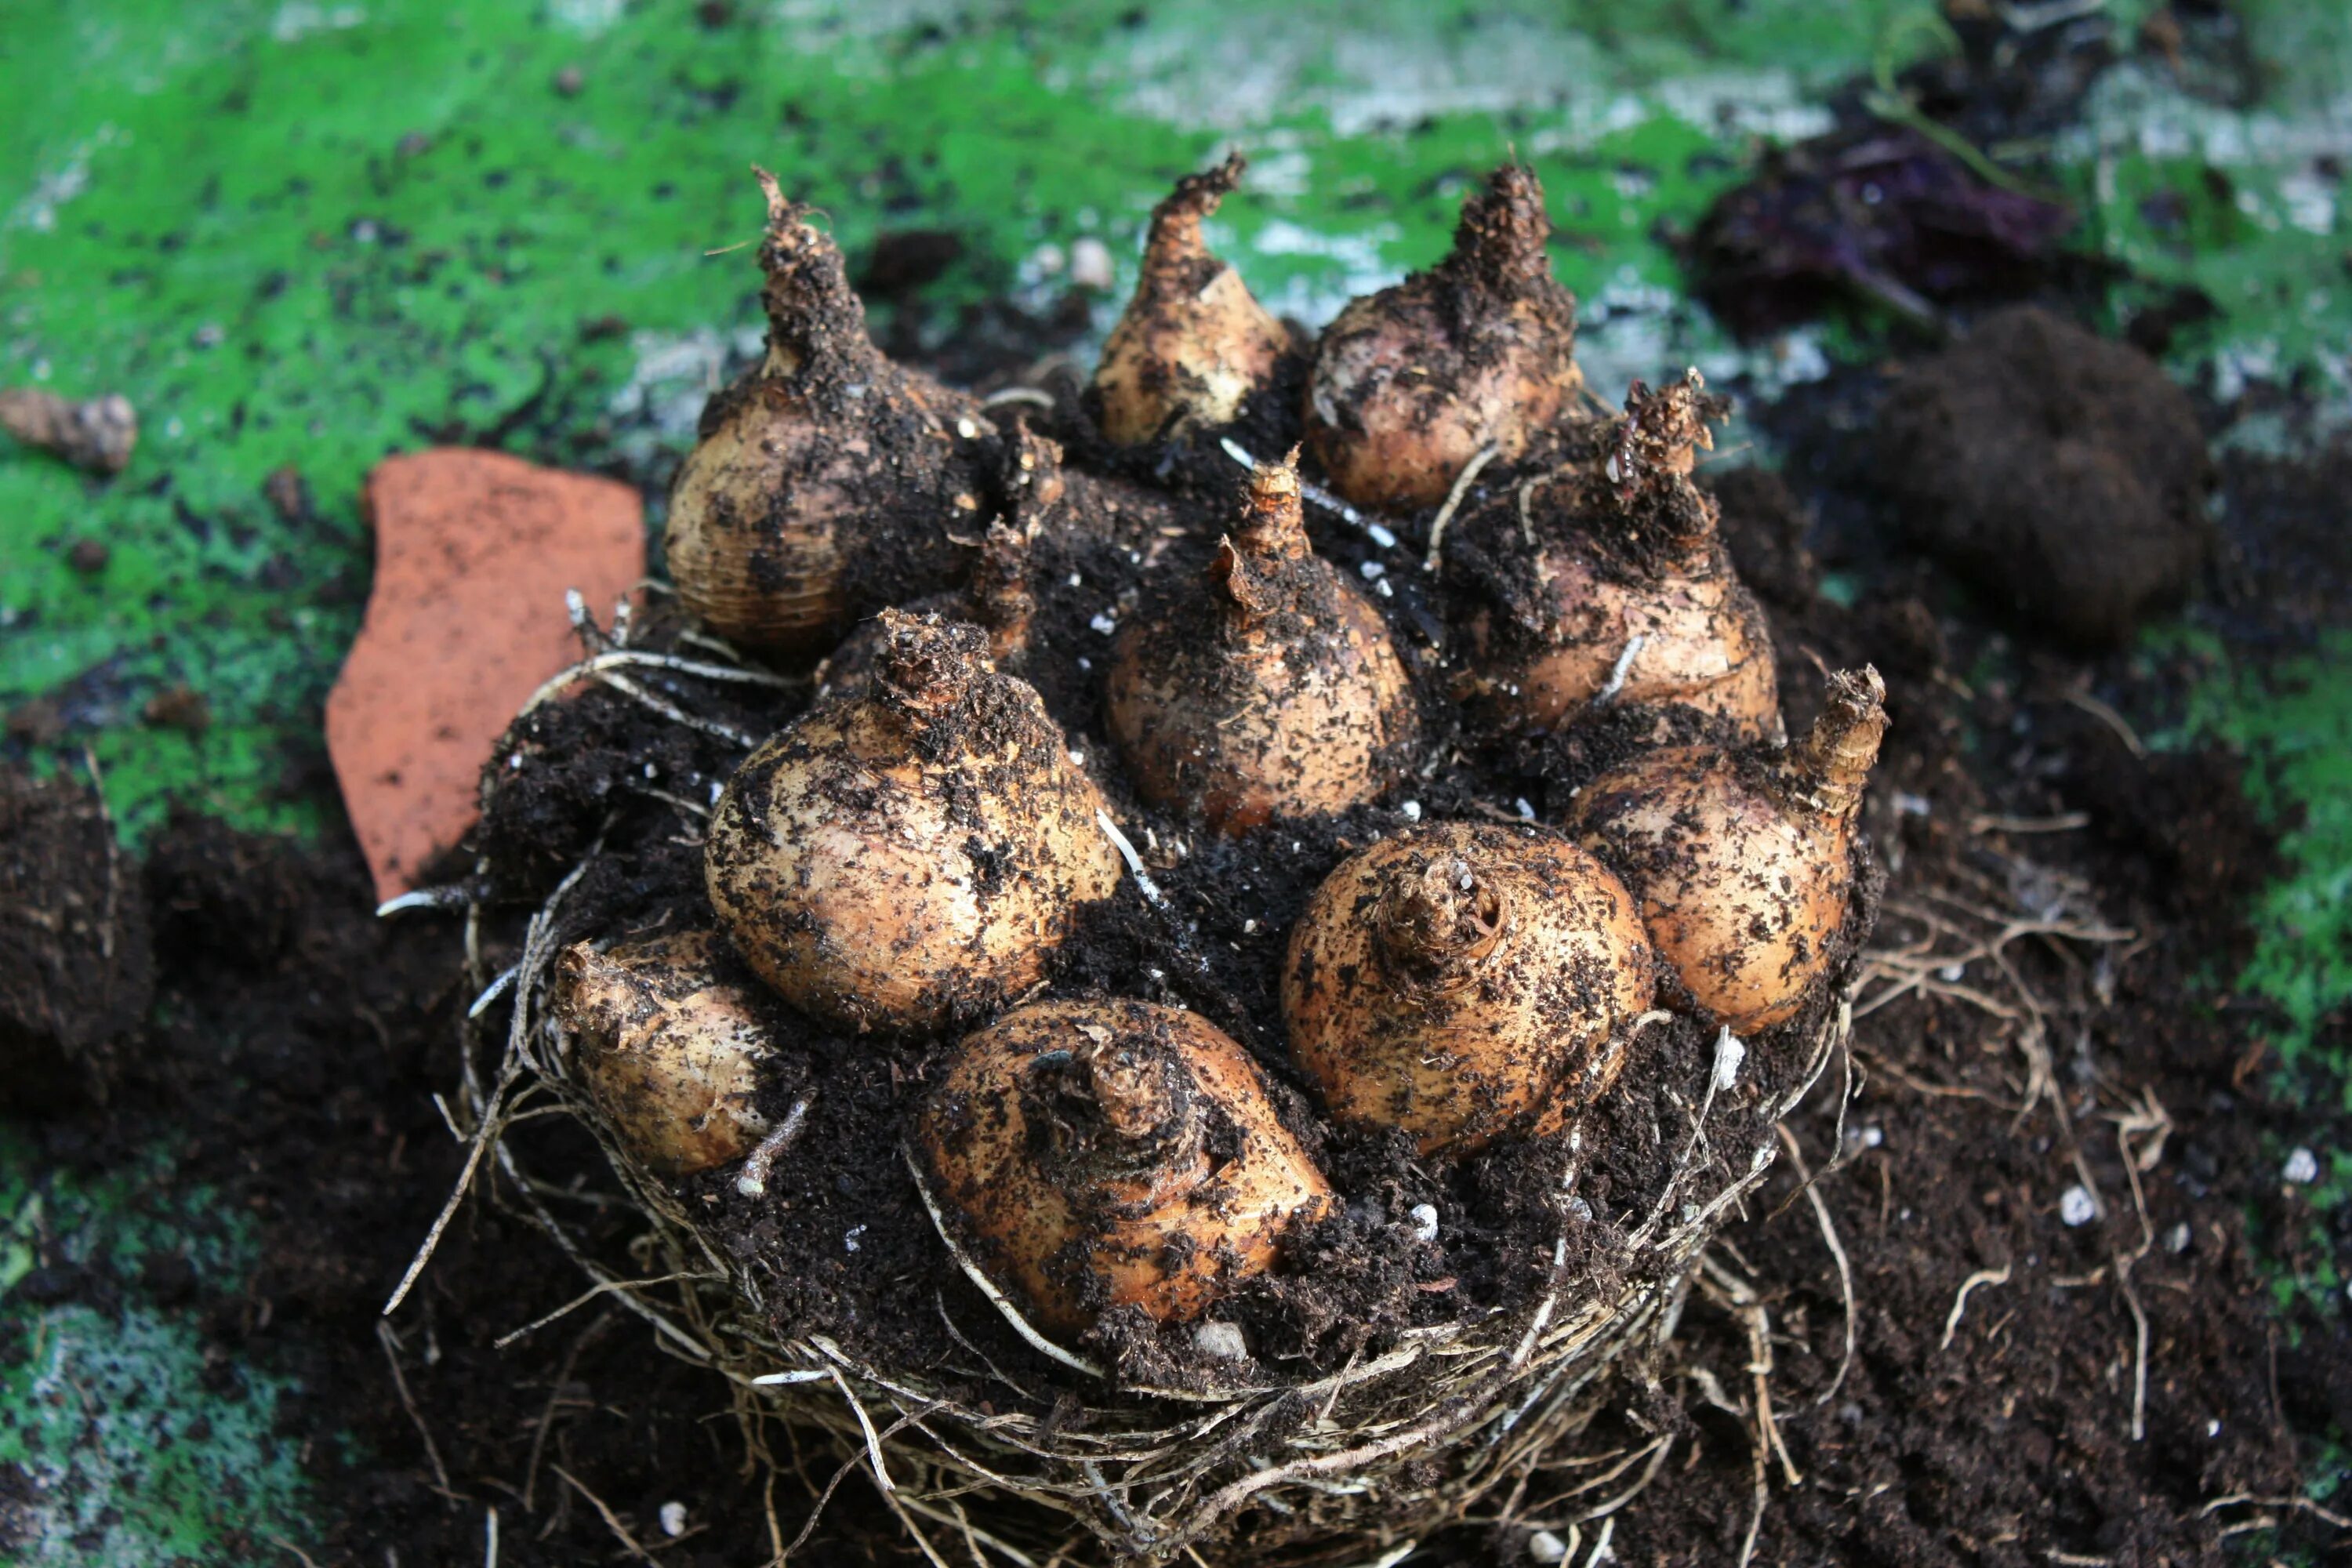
[1192,1321,1248,1360]
[2283,1146,2319,1185]
[2059,1185,2098,1227]
[1409,1203,1440,1243]
[659,1502,688,1538]
[1527,1530,1569,1564]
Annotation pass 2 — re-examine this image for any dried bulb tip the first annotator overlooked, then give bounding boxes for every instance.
[1150,151,1247,243]
[1379,854,1505,978]
[1450,162,1554,288]
[1236,446,1308,559]
[874,610,989,717]
[1790,665,1889,818]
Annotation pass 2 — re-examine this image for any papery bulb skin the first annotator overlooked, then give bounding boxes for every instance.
[1283,823,1655,1154]
[1461,372,1779,742]
[665,169,996,655]
[554,931,780,1179]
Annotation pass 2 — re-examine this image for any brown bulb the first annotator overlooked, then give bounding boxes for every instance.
[1106,451,1418,833]
[554,931,777,1179]
[663,168,993,654]
[1305,164,1583,510]
[1283,823,1655,1153]
[920,997,1334,1334]
[1468,372,1778,741]
[1091,154,1293,446]
[706,612,1122,1033]
[1572,667,1888,1033]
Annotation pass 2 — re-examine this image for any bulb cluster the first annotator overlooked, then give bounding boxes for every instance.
[553,158,1888,1341]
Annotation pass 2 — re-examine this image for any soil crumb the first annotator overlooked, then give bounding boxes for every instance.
[1874,306,2214,647]
[0,764,152,1109]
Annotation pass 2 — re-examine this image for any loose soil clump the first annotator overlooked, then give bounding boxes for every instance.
[1874,306,2216,648]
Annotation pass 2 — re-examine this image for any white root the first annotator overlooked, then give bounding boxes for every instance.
[1939,1264,2013,1352]
[735,1093,815,1197]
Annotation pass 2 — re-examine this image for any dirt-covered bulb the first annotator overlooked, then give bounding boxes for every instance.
[705,612,1122,1033]
[1572,666,1887,1033]
[663,168,996,655]
[1463,372,1779,742]
[1283,823,1656,1153]
[1091,154,1293,447]
[553,931,779,1179]
[1305,164,1583,511]
[1107,451,1418,833]
[920,997,1334,1335]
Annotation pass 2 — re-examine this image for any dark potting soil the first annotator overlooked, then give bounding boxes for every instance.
[8,338,2347,1568]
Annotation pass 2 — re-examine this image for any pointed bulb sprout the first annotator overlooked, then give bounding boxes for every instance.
[1091,154,1294,447]
[1572,666,1888,1033]
[663,168,994,655]
[1305,164,1584,510]
[1107,449,1418,833]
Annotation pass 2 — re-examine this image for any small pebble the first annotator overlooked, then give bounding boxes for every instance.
[659,1502,688,1538]
[66,539,108,573]
[1359,561,1385,580]
[1069,236,1116,292]
[554,65,585,96]
[844,1224,866,1254]
[2164,1221,2192,1254]
[1526,1530,1568,1565]
[1566,1196,1593,1223]
[2282,1146,2319,1185]
[1089,612,1117,635]
[1192,1321,1247,1360]
[1400,800,1422,822]
[1408,1203,1439,1243]
[2059,1185,2097,1227]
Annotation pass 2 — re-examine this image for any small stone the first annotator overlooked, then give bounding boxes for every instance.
[1408,1203,1440,1243]
[1399,800,1422,822]
[5,698,65,747]
[844,1224,866,1253]
[659,1502,688,1538]
[263,465,311,523]
[67,539,109,573]
[2059,1185,2097,1227]
[142,686,212,735]
[1069,236,1116,292]
[2282,1146,2320,1185]
[1527,1530,1568,1565]
[554,65,585,96]
[2164,1221,2192,1254]
[1192,1321,1247,1360]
